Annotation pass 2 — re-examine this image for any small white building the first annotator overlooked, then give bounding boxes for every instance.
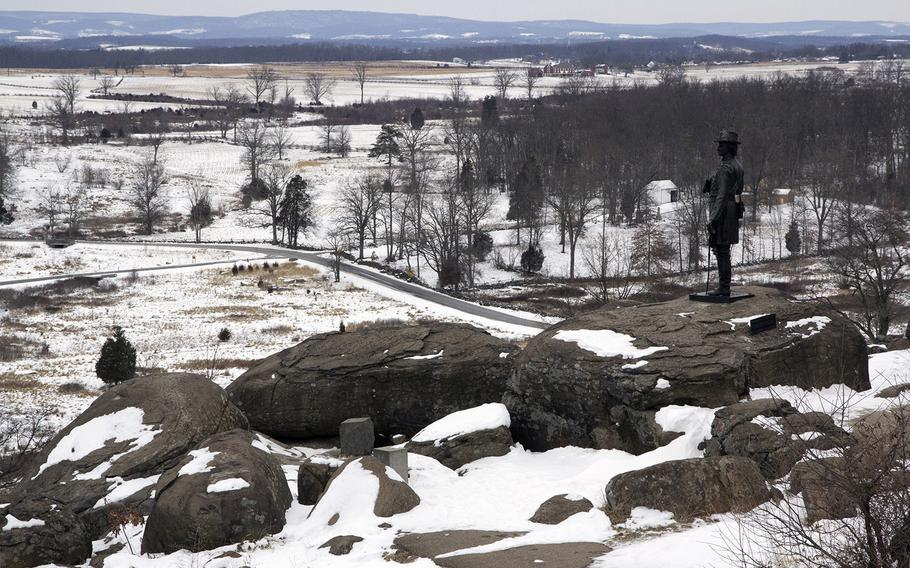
[646,180,679,206]
[771,188,794,206]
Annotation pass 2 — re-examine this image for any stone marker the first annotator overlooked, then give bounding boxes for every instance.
[340,417,374,456]
[373,446,409,483]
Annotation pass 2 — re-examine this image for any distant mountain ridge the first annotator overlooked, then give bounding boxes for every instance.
[1,10,908,45]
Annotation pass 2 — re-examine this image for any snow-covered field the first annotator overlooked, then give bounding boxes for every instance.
[0,59,871,114]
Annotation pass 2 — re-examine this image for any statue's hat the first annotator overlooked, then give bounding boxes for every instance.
[715,130,741,144]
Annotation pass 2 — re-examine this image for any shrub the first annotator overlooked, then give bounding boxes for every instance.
[231,264,239,276]
[520,243,545,274]
[785,220,801,256]
[95,326,137,385]
[471,230,494,261]
[218,327,232,342]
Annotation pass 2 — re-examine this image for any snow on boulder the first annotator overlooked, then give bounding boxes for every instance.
[227,323,519,439]
[0,498,92,568]
[142,429,292,554]
[603,456,771,523]
[309,456,419,532]
[3,372,248,553]
[507,286,869,453]
[406,404,514,469]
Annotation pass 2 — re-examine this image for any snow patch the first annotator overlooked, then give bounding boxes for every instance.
[412,403,510,444]
[786,316,830,338]
[622,360,649,370]
[178,448,219,476]
[655,378,671,390]
[92,475,160,509]
[622,507,676,530]
[553,329,668,359]
[408,349,444,360]
[724,314,769,331]
[207,478,250,493]
[2,515,45,530]
[37,407,160,477]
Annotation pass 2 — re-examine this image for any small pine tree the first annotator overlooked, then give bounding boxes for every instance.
[410,107,425,131]
[95,326,137,385]
[785,220,801,256]
[521,243,545,274]
[218,327,231,342]
[0,195,14,225]
[231,264,239,276]
[472,230,494,261]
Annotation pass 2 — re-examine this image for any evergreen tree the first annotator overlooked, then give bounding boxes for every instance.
[481,95,499,128]
[95,326,137,385]
[410,107,425,131]
[0,195,14,225]
[785,220,801,256]
[278,174,312,248]
[506,158,544,245]
[368,124,403,181]
[521,243,545,274]
[471,230,493,261]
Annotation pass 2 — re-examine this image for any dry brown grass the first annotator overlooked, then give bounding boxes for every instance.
[0,373,42,392]
[295,160,324,170]
[179,357,260,371]
[261,324,295,335]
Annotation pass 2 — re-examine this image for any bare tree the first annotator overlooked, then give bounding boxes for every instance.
[63,186,87,236]
[0,129,19,200]
[524,71,540,100]
[584,230,635,304]
[237,121,274,190]
[246,65,278,109]
[36,186,63,236]
[168,64,183,77]
[52,75,80,117]
[303,73,337,105]
[825,205,910,340]
[98,76,117,96]
[207,85,246,139]
[319,120,336,154]
[351,62,368,105]
[326,225,349,282]
[334,126,352,158]
[257,161,292,244]
[270,123,293,160]
[493,68,517,100]
[339,175,382,259]
[130,154,168,235]
[186,181,212,243]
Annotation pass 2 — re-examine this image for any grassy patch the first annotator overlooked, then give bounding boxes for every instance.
[179,357,260,371]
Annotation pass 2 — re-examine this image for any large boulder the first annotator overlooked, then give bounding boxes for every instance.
[507,287,869,452]
[142,429,293,554]
[603,456,771,523]
[228,323,518,439]
[703,399,802,479]
[0,498,92,568]
[309,456,419,529]
[406,403,514,469]
[4,373,248,550]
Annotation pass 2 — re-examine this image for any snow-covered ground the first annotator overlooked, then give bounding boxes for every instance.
[85,346,910,568]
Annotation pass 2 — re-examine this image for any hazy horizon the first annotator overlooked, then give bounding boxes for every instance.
[10,1,910,25]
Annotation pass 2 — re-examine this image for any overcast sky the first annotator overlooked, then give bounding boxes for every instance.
[20,0,910,23]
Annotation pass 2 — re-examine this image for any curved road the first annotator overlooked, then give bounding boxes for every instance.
[0,240,550,330]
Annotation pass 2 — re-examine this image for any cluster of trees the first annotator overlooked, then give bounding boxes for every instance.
[3,37,908,71]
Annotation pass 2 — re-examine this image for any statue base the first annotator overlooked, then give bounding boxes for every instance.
[689,291,755,304]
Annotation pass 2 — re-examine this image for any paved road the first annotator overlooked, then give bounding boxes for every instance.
[0,240,550,330]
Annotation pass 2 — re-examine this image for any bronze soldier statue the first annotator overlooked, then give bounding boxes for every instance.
[703,130,744,297]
